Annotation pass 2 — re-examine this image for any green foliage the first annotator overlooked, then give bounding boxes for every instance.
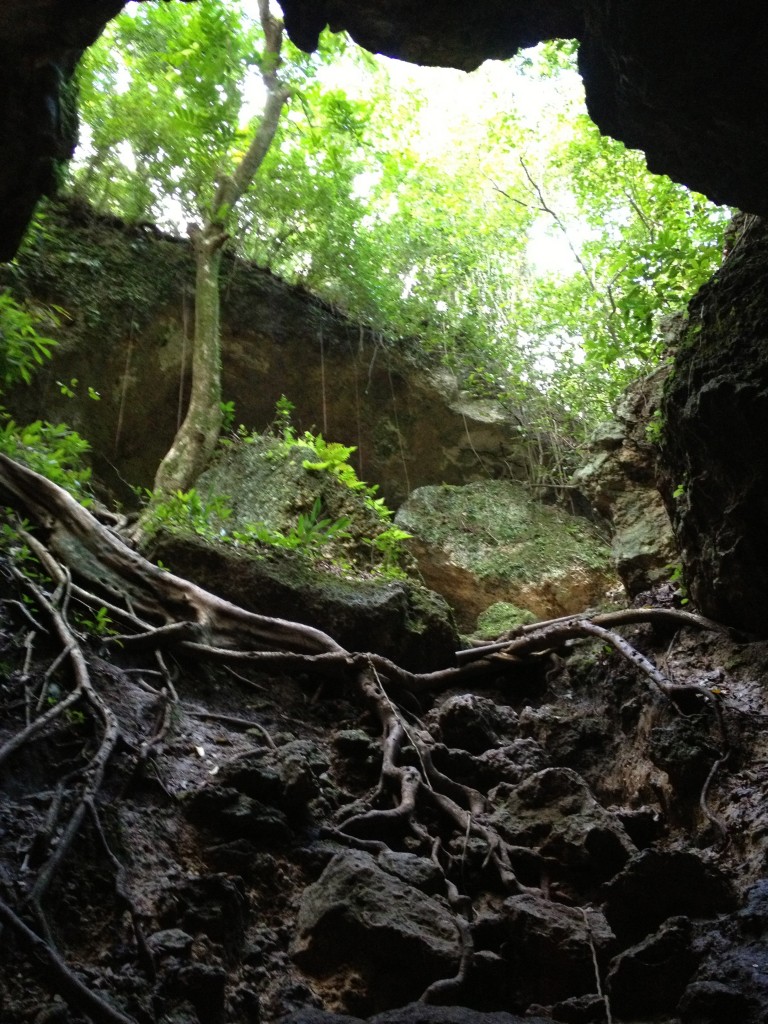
[72,13,729,476]
[76,605,118,636]
[58,377,101,401]
[667,562,689,604]
[265,398,384,502]
[0,420,93,503]
[219,399,236,434]
[232,496,351,551]
[0,291,94,501]
[143,484,351,555]
[475,601,537,640]
[0,291,58,387]
[365,525,412,577]
[364,494,395,521]
[301,436,366,491]
[0,516,34,566]
[645,409,664,444]
[71,0,259,223]
[143,488,233,540]
[263,401,412,572]
[272,394,297,443]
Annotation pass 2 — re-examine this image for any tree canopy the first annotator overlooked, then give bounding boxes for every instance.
[70,0,729,467]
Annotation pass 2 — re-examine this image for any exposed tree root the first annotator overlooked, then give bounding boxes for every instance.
[0,896,138,1024]
[0,454,736,1021]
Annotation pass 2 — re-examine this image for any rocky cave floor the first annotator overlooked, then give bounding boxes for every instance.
[2,566,768,1024]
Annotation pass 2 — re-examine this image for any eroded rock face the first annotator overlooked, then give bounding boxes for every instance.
[660,216,768,632]
[574,359,677,597]
[500,894,614,1006]
[281,0,583,70]
[489,767,636,884]
[7,200,534,508]
[291,849,461,1012]
[606,916,696,1018]
[602,849,736,946]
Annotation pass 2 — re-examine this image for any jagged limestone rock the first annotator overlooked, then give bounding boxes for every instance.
[291,849,461,1012]
[488,767,636,884]
[574,363,678,596]
[660,216,768,632]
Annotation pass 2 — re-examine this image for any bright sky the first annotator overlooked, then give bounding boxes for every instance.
[317,45,586,276]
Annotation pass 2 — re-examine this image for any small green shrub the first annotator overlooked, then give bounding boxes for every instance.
[76,605,118,636]
[645,409,664,444]
[0,292,94,504]
[667,562,689,604]
[143,488,233,540]
[365,525,412,578]
[232,496,351,551]
[273,394,297,443]
[0,290,58,386]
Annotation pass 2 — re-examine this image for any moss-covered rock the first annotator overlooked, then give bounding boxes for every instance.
[143,436,459,671]
[475,602,538,640]
[395,481,617,631]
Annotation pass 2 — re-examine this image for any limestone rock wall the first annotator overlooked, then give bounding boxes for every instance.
[574,360,677,597]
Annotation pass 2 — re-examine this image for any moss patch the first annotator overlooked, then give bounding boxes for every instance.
[397,481,613,585]
[475,601,537,640]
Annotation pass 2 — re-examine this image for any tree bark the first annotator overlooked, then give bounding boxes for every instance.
[153,228,226,494]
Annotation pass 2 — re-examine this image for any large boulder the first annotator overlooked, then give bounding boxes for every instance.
[396,481,616,631]
[500,893,614,1006]
[144,437,459,671]
[291,849,461,1013]
[489,767,636,885]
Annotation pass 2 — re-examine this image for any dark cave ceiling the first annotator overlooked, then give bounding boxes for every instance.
[2,1,768,259]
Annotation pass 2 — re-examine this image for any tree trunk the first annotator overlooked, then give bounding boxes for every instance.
[152,0,291,497]
[153,226,226,494]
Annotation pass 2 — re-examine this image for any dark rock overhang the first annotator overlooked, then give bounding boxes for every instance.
[280,0,768,215]
[2,0,767,260]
